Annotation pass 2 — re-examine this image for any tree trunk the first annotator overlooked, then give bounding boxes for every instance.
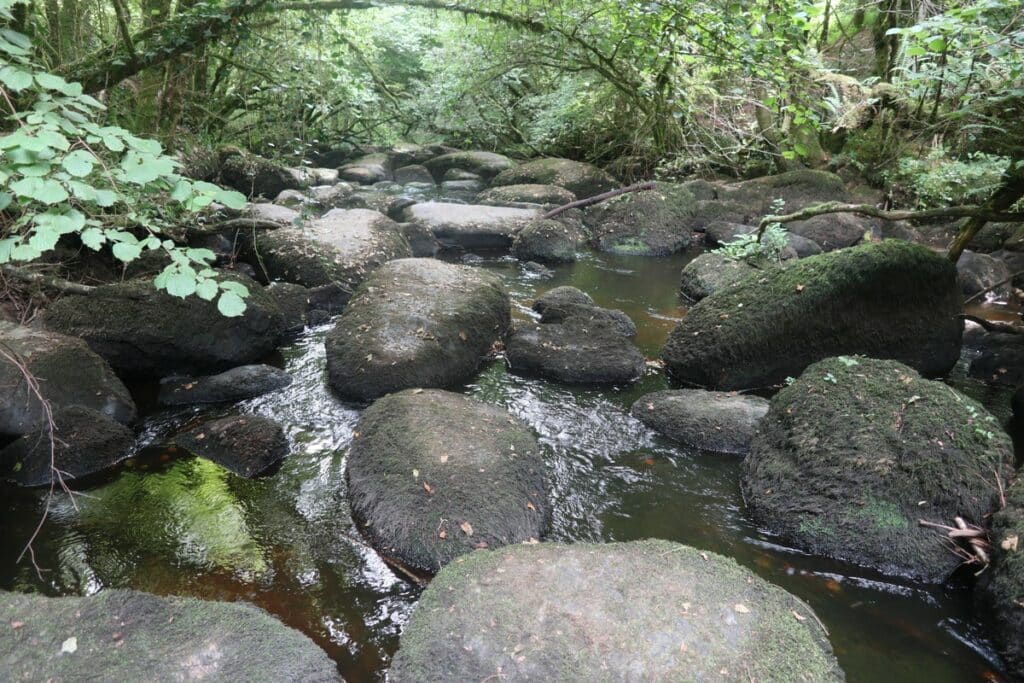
[947,161,1024,263]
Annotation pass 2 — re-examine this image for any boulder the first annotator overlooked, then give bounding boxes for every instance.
[967,330,1024,386]
[424,151,514,181]
[506,309,645,385]
[218,147,303,199]
[325,259,510,401]
[45,274,286,378]
[689,200,754,232]
[400,202,540,251]
[631,389,770,454]
[397,221,439,257]
[491,158,619,199]
[262,282,312,333]
[957,249,1013,299]
[723,170,849,215]
[678,252,760,303]
[662,241,964,390]
[390,541,843,682]
[784,214,868,251]
[440,179,483,193]
[705,220,756,246]
[0,590,339,682]
[477,184,576,206]
[347,389,549,576]
[173,414,288,478]
[0,323,136,436]
[786,231,825,258]
[742,356,1015,582]
[532,286,594,312]
[586,183,696,255]
[272,189,309,209]
[243,202,299,225]
[394,164,435,185]
[977,476,1024,679]
[0,406,135,487]
[536,301,636,338]
[158,365,292,406]
[336,191,415,221]
[339,152,391,184]
[511,219,586,263]
[309,183,354,209]
[248,208,411,310]
[442,168,481,182]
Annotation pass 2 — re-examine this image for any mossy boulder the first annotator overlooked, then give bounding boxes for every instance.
[477,184,576,206]
[217,147,303,199]
[662,241,964,390]
[511,219,587,263]
[532,285,594,312]
[325,259,510,401]
[631,389,769,454]
[339,152,392,184]
[44,274,286,378]
[424,151,514,182]
[0,589,339,682]
[243,201,300,225]
[742,356,1015,582]
[491,158,619,199]
[977,476,1024,679]
[173,414,288,478]
[400,202,540,251]
[158,365,291,406]
[784,214,868,252]
[723,170,849,215]
[586,183,697,256]
[390,540,843,682]
[0,405,135,487]
[248,208,411,310]
[0,322,136,437]
[506,307,645,385]
[394,164,435,185]
[678,252,761,303]
[347,389,549,577]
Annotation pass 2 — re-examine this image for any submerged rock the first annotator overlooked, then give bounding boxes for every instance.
[248,208,411,310]
[0,322,136,437]
[742,356,1014,582]
[631,389,769,454]
[347,389,549,576]
[325,259,510,401]
[511,219,587,263]
[174,414,288,478]
[678,252,760,303]
[477,184,576,206]
[977,477,1024,679]
[0,406,134,487]
[390,540,842,682]
[586,182,696,255]
[662,241,964,390]
[0,589,339,682]
[45,274,286,378]
[400,202,540,251]
[424,151,514,182]
[158,365,292,406]
[506,306,644,385]
[491,158,618,199]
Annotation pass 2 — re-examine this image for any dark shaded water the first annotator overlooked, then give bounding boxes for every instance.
[0,249,1013,681]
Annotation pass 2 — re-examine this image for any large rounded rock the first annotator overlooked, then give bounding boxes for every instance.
[977,477,1024,679]
[424,151,514,182]
[491,158,618,199]
[784,214,868,252]
[347,389,549,576]
[586,183,697,255]
[326,259,510,401]
[0,322,136,436]
[631,389,769,454]
[45,275,286,378]
[249,208,411,310]
[339,152,392,184]
[662,241,964,390]
[0,406,135,487]
[390,540,843,682]
[477,184,576,206]
[742,356,1015,582]
[531,285,593,312]
[158,364,291,406]
[394,164,435,185]
[0,589,339,682]
[678,252,760,303]
[723,170,849,215]
[957,249,1013,299]
[511,219,586,263]
[173,414,288,478]
[400,202,540,251]
[217,147,303,199]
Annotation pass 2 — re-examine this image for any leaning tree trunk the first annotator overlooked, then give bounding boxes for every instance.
[947,161,1024,263]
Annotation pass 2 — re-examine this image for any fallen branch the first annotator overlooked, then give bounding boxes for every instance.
[961,314,1024,335]
[964,269,1024,304]
[542,181,657,220]
[1,265,95,295]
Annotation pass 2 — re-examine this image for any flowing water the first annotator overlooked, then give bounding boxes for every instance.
[0,248,1015,681]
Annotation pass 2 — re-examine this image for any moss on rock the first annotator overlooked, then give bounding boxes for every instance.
[977,476,1024,679]
[586,182,697,256]
[491,158,619,199]
[512,219,587,263]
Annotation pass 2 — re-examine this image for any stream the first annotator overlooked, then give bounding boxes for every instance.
[0,245,1016,681]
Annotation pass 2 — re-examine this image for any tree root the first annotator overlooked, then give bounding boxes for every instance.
[919,517,990,569]
[1,265,95,295]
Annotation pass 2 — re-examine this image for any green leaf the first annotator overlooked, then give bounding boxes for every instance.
[0,192,11,211]
[165,272,197,298]
[94,189,117,207]
[10,243,41,261]
[0,238,17,263]
[196,279,219,301]
[80,227,106,250]
[214,189,247,210]
[170,179,193,202]
[217,291,247,317]
[0,65,32,91]
[218,280,250,297]
[927,36,946,52]
[120,151,175,185]
[10,177,69,204]
[29,226,60,252]
[62,149,95,177]
[112,242,142,262]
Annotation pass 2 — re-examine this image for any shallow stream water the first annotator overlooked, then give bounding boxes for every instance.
[0,248,1016,681]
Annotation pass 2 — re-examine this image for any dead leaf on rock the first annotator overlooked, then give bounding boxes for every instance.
[526,501,536,511]
[792,611,806,622]
[422,481,435,495]
[1003,535,1019,552]
[734,604,750,614]
[460,521,474,536]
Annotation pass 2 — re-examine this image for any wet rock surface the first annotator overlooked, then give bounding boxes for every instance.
[347,389,549,576]
[742,356,1014,582]
[158,365,292,406]
[173,414,289,478]
[325,258,510,400]
[390,540,843,682]
[511,219,587,263]
[632,389,769,454]
[678,252,761,303]
[977,476,1024,680]
[0,589,339,682]
[400,202,540,251]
